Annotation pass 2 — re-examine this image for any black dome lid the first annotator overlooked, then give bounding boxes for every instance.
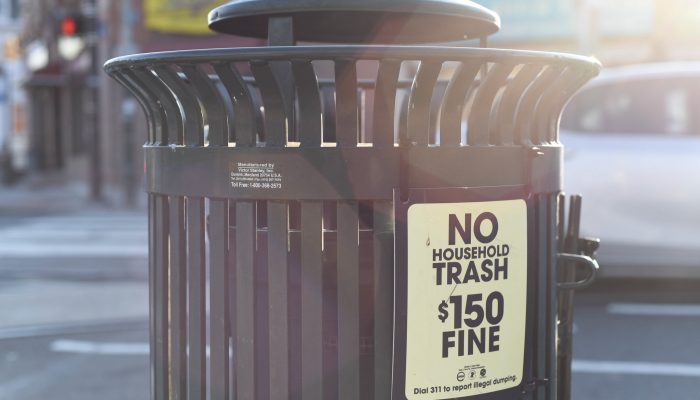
[208,0,500,43]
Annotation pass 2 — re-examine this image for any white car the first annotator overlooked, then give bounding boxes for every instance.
[560,62,700,279]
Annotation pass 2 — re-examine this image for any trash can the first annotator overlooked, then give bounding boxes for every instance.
[105,1,601,400]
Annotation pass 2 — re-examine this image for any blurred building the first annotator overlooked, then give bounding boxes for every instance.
[0,0,25,183]
[12,0,700,204]
[482,0,700,65]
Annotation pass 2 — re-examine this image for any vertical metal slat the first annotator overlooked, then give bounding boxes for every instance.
[337,201,360,400]
[335,60,359,147]
[183,65,230,147]
[468,63,514,145]
[169,197,187,400]
[301,201,324,400]
[373,201,393,400]
[492,64,542,145]
[439,61,481,146]
[251,61,288,146]
[536,196,548,400]
[187,197,206,400]
[513,67,564,146]
[153,195,170,400]
[153,67,204,146]
[406,61,442,147]
[132,68,182,146]
[547,194,558,400]
[209,199,230,400]
[215,62,259,145]
[372,60,401,147]
[147,195,157,400]
[236,201,257,400]
[292,60,323,148]
[268,201,290,400]
[120,70,166,145]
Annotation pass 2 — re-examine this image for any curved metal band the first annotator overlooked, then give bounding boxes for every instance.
[144,144,562,200]
[105,45,601,73]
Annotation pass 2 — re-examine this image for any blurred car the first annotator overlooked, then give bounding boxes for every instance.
[560,62,700,279]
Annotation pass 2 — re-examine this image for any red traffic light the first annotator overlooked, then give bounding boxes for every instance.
[59,14,88,36]
[61,16,77,36]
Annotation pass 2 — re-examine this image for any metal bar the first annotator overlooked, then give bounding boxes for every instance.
[182,65,230,146]
[292,60,323,147]
[301,201,324,400]
[440,61,481,146]
[372,59,401,147]
[153,66,204,146]
[406,61,442,146]
[531,67,577,145]
[321,84,337,143]
[268,201,290,400]
[147,195,157,400]
[536,196,548,400]
[209,199,230,400]
[373,201,393,400]
[119,70,165,145]
[215,62,259,146]
[547,194,558,400]
[235,201,257,400]
[288,226,303,399]
[251,61,288,146]
[131,68,182,146]
[268,16,296,141]
[153,195,170,400]
[513,66,564,146]
[493,64,542,145]
[335,60,359,147]
[469,62,514,145]
[113,74,155,145]
[337,201,360,400]
[168,196,187,400]
[186,197,206,400]
[255,216,271,400]
[545,69,595,142]
[557,195,582,400]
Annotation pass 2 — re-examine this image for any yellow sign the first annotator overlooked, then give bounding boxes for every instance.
[405,200,527,399]
[144,0,229,35]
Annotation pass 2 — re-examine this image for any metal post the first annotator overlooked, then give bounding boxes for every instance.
[84,0,102,201]
[558,195,582,400]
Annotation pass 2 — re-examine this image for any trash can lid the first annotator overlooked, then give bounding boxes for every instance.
[208,0,500,43]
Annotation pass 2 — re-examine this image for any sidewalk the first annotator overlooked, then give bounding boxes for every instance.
[0,180,146,215]
[0,180,149,336]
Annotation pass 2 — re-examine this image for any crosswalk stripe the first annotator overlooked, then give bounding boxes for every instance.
[0,213,149,258]
[573,360,700,377]
[0,244,148,257]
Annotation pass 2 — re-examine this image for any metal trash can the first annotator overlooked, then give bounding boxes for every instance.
[105,1,600,400]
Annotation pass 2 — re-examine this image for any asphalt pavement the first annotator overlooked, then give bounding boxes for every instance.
[1,185,700,400]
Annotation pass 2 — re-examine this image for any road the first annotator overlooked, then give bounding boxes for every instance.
[1,210,700,400]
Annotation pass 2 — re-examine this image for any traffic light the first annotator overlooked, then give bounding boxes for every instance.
[59,14,87,37]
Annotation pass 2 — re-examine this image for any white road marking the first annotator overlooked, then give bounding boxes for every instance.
[47,338,700,379]
[50,340,229,358]
[607,303,700,317]
[0,214,148,257]
[50,340,149,355]
[0,244,148,257]
[572,360,700,377]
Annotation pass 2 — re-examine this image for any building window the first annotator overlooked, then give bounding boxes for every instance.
[11,0,19,19]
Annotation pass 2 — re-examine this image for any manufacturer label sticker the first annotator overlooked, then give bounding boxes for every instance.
[230,162,282,190]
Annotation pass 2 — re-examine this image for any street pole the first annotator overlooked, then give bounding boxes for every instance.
[84,0,102,201]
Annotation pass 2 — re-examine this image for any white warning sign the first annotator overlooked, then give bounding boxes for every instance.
[405,200,527,399]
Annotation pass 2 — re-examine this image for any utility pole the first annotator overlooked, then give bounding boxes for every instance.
[84,0,102,201]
